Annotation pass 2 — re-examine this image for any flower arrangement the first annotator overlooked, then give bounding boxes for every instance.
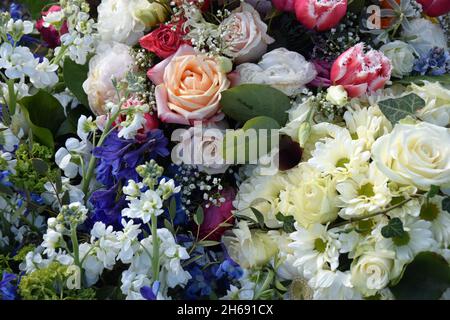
[0,0,449,301]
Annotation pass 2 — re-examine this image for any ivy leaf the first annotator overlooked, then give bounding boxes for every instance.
[443,197,450,213]
[63,57,90,108]
[378,93,425,124]
[193,206,204,226]
[220,84,291,126]
[250,207,265,228]
[391,252,450,300]
[381,218,405,238]
[282,215,296,233]
[427,185,440,199]
[31,158,49,175]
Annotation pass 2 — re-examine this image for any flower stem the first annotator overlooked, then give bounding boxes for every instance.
[150,214,160,283]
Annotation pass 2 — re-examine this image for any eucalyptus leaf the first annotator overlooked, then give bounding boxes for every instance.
[378,93,425,124]
[220,84,291,125]
[391,252,450,300]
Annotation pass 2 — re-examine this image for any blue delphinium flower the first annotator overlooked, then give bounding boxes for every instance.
[216,258,243,281]
[140,281,160,300]
[0,272,18,300]
[185,265,217,299]
[87,184,128,229]
[414,47,450,76]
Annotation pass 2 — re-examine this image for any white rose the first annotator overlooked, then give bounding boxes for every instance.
[233,48,317,96]
[402,18,447,56]
[223,221,279,269]
[372,122,450,190]
[379,41,416,78]
[326,85,348,106]
[172,122,230,175]
[97,0,162,45]
[280,164,338,227]
[350,250,397,296]
[221,2,275,64]
[82,42,136,115]
[410,81,450,127]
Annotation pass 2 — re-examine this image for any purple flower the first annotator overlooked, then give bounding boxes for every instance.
[413,47,450,76]
[0,272,18,300]
[140,281,160,300]
[88,184,128,229]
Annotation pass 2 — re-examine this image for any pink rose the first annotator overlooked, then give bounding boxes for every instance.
[36,5,68,49]
[221,3,275,64]
[330,43,392,98]
[198,188,236,241]
[295,0,347,31]
[147,45,230,125]
[139,22,189,59]
[416,0,450,17]
[271,0,295,12]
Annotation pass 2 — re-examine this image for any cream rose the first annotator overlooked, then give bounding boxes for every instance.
[223,221,280,269]
[231,48,317,96]
[280,163,338,227]
[147,45,230,125]
[221,2,275,64]
[82,42,136,115]
[379,41,416,79]
[410,81,450,127]
[372,122,450,190]
[350,250,397,296]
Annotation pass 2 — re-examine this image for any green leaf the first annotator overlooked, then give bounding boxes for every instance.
[17,0,53,19]
[391,252,450,300]
[394,74,450,86]
[57,106,91,137]
[197,240,221,247]
[63,57,90,108]
[31,158,49,175]
[61,191,70,205]
[378,93,426,124]
[220,84,291,126]
[169,197,177,221]
[348,0,366,13]
[282,216,296,233]
[20,106,54,149]
[443,197,450,213]
[163,219,175,234]
[381,218,405,238]
[20,90,66,136]
[250,207,265,228]
[193,206,204,225]
[427,185,440,199]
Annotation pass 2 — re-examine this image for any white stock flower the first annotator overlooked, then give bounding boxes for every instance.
[157,178,181,200]
[372,122,450,190]
[379,41,416,78]
[82,42,136,115]
[308,128,371,181]
[288,223,341,279]
[336,163,392,219]
[234,48,317,96]
[410,81,450,127]
[221,2,274,64]
[122,189,164,223]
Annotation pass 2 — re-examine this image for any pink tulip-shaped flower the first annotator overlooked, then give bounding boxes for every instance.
[36,5,68,49]
[416,0,450,17]
[330,43,392,98]
[272,0,296,12]
[295,0,347,31]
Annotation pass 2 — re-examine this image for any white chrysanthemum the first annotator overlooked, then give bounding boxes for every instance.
[97,0,148,45]
[343,105,392,149]
[418,196,450,248]
[308,270,362,300]
[82,42,136,115]
[288,223,341,279]
[280,163,338,227]
[233,172,286,228]
[336,163,392,219]
[376,216,436,262]
[308,129,371,181]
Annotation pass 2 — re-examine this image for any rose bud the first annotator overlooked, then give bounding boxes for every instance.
[139,22,188,59]
[330,43,392,98]
[198,188,236,242]
[416,0,450,17]
[295,0,347,31]
[36,5,68,48]
[272,0,296,12]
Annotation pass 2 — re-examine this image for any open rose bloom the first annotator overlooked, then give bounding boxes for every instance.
[147,45,230,125]
[295,0,347,31]
[330,43,392,97]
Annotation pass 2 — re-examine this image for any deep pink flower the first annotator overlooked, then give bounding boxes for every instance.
[35,5,68,49]
[271,0,296,12]
[295,0,347,31]
[330,43,392,98]
[416,0,450,17]
[139,22,189,59]
[308,59,332,88]
[198,188,236,242]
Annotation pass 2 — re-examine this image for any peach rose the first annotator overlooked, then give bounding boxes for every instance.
[147,45,230,125]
